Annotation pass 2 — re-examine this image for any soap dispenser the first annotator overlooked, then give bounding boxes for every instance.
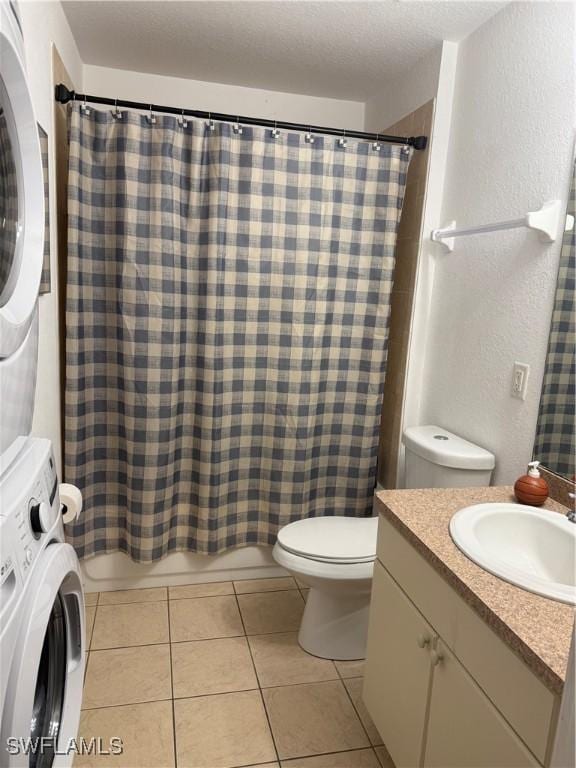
[514,461,549,506]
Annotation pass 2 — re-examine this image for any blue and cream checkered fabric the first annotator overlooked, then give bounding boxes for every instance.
[64,104,410,560]
[534,161,575,479]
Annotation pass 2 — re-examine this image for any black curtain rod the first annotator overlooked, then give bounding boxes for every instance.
[54,84,428,151]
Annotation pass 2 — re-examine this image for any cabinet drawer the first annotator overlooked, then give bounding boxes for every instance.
[377,514,556,764]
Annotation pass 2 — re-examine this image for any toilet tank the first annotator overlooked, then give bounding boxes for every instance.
[402,425,495,489]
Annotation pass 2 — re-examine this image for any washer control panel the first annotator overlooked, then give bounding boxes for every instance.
[0,438,60,598]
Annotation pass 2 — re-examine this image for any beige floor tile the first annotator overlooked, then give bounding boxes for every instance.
[85,607,96,649]
[282,749,381,767]
[374,745,396,768]
[91,602,169,649]
[234,577,297,594]
[75,700,174,767]
[294,577,309,589]
[300,588,310,602]
[263,680,369,759]
[172,636,257,698]
[98,587,167,605]
[83,644,171,709]
[169,595,244,642]
[169,581,234,600]
[174,690,276,768]
[343,678,383,746]
[238,590,304,635]
[248,632,338,687]
[335,659,365,679]
[84,592,99,606]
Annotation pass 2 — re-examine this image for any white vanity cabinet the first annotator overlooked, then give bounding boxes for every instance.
[363,514,560,768]
[363,560,434,767]
[424,637,539,768]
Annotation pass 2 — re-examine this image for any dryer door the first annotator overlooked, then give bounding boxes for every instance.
[1,543,85,768]
[0,1,44,357]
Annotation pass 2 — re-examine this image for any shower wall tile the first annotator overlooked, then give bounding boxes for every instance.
[378,99,434,489]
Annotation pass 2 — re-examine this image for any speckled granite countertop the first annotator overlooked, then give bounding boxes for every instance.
[375,486,575,695]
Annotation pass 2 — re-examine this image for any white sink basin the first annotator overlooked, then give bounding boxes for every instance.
[450,503,576,604]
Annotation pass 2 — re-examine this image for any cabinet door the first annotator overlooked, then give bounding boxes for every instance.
[363,561,435,768]
[424,641,540,768]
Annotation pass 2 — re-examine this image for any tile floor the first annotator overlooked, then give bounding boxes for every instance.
[79,577,394,768]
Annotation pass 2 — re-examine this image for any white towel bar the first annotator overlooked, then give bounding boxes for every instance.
[431,200,573,252]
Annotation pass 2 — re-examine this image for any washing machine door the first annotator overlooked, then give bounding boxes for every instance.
[1,544,85,768]
[0,1,44,358]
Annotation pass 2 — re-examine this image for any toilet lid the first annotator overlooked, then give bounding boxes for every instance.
[276,516,378,563]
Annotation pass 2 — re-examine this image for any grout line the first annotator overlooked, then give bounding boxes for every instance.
[83,650,89,684]
[81,695,174,713]
[86,623,324,653]
[166,597,179,768]
[93,584,303,608]
[340,678,377,749]
[234,587,298,596]
[234,591,281,767]
[372,745,387,768]
[96,597,169,607]
[172,685,260,702]
[240,746,382,766]
[168,593,235,601]
[80,688,265,714]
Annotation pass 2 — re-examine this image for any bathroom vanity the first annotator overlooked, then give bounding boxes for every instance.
[364,487,574,768]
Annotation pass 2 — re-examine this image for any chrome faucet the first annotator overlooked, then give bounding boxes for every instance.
[567,493,576,523]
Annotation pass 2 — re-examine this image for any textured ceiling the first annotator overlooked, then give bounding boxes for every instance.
[62,1,506,100]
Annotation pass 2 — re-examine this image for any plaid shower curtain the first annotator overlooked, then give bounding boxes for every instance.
[64,103,410,561]
[533,161,575,478]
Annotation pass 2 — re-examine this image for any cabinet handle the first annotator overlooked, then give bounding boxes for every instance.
[431,650,444,666]
[417,633,431,648]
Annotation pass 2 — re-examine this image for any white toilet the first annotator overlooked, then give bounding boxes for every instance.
[272,425,495,660]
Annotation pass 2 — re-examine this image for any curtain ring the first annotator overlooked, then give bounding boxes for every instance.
[338,129,347,148]
[305,126,314,144]
[206,112,215,131]
[233,116,243,135]
[81,94,90,115]
[372,133,381,152]
[178,109,188,129]
[271,120,280,139]
[148,104,156,125]
[113,98,122,119]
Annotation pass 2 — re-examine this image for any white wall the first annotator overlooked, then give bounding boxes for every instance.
[420,2,575,484]
[83,65,365,130]
[364,41,460,488]
[19,0,83,477]
[399,42,458,484]
[364,46,443,133]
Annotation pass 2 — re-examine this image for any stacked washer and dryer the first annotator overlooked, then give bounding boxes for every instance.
[0,2,85,766]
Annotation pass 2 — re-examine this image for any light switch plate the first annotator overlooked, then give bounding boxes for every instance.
[511,362,530,400]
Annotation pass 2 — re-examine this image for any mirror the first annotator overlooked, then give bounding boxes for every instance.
[533,160,575,480]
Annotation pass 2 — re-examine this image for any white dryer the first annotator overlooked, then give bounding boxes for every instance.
[0,438,85,767]
[0,0,44,457]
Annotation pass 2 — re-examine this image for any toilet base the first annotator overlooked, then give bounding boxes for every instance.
[298,586,371,660]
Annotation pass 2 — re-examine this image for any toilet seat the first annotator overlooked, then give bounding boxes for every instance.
[276,516,378,564]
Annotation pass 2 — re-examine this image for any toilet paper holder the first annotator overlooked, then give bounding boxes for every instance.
[59,483,83,525]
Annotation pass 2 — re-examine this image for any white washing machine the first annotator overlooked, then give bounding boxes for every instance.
[0,1,85,764]
[0,438,85,767]
[0,0,44,459]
